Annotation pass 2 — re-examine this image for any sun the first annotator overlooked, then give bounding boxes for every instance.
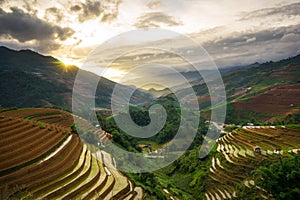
[53,58,78,73]
[58,57,77,67]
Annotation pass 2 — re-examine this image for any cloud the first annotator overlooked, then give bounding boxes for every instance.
[215,24,300,45]
[95,23,300,78]
[101,12,117,23]
[240,2,300,21]
[70,0,122,23]
[0,7,74,51]
[78,1,101,22]
[146,0,162,9]
[280,33,300,42]
[134,12,182,28]
[45,7,63,23]
[200,24,300,67]
[101,0,122,23]
[70,5,81,12]
[22,0,38,15]
[246,37,256,43]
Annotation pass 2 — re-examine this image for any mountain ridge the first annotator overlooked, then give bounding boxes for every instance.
[191,54,300,123]
[0,46,152,109]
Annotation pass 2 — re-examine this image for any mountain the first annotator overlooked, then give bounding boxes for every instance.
[189,54,300,123]
[147,87,172,97]
[2,45,299,123]
[0,46,152,110]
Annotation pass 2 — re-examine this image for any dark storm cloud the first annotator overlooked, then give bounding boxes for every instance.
[0,7,74,42]
[240,2,300,20]
[134,12,182,28]
[0,7,74,51]
[70,0,122,23]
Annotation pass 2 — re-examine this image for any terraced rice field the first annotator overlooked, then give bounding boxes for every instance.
[73,116,112,144]
[0,108,74,129]
[0,108,112,144]
[205,126,300,200]
[0,114,142,199]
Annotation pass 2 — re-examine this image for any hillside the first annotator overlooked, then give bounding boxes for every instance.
[1,47,300,200]
[234,84,300,117]
[0,108,143,199]
[92,54,300,199]
[0,107,113,146]
[189,54,300,123]
[0,46,151,109]
[126,125,300,200]
[205,126,300,199]
[2,45,298,123]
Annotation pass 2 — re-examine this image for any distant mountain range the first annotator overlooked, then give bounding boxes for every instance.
[0,46,152,110]
[1,46,299,123]
[151,53,300,123]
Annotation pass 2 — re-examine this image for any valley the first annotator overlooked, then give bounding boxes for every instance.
[0,47,299,199]
[1,0,300,199]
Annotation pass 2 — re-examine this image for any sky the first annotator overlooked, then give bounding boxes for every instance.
[0,0,300,85]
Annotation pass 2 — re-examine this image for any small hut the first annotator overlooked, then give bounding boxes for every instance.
[253,146,261,154]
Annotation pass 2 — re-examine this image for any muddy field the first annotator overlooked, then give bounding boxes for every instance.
[234,83,300,116]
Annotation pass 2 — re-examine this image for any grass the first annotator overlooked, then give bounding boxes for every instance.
[251,78,283,91]
[38,122,46,128]
[25,112,61,120]
[291,69,300,74]
[286,124,300,131]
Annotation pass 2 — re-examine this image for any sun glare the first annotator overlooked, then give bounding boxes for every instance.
[58,57,81,68]
[53,59,74,73]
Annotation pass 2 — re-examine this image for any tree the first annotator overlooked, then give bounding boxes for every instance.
[236,155,300,199]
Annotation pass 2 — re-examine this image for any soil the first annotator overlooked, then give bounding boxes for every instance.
[234,83,300,116]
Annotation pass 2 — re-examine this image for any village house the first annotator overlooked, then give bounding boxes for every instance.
[253,146,261,154]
